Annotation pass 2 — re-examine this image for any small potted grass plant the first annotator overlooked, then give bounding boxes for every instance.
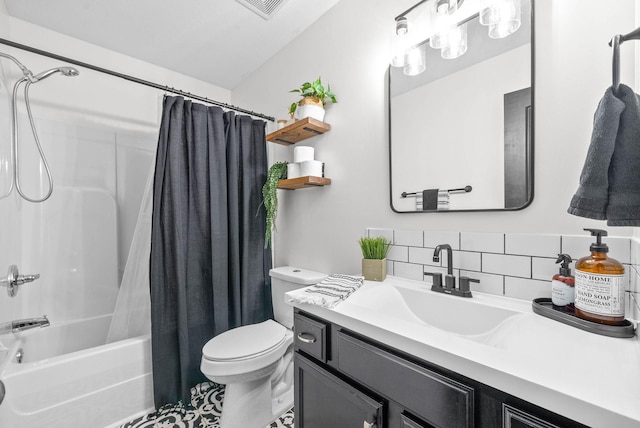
[358,236,393,281]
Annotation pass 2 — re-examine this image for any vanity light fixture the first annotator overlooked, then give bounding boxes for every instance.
[479,0,522,39]
[429,0,467,59]
[391,16,410,67]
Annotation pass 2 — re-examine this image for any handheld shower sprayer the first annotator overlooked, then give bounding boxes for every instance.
[0,53,80,203]
[31,66,80,82]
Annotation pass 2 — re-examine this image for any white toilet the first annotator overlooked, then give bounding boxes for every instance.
[200,266,327,428]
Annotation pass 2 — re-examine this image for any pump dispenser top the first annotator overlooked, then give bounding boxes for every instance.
[555,254,572,276]
[585,228,608,253]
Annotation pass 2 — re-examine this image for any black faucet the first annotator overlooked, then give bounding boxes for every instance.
[433,244,455,289]
[424,244,478,298]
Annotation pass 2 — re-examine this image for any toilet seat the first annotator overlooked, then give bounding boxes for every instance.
[201,320,293,379]
[203,319,287,361]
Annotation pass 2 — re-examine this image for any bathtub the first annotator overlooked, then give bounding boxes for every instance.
[0,315,153,428]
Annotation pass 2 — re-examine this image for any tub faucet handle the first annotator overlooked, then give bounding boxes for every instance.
[0,265,41,297]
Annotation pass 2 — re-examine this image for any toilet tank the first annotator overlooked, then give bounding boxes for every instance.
[269,266,327,328]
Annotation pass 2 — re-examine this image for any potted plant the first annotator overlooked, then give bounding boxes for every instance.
[289,76,337,122]
[358,236,393,281]
[261,161,288,248]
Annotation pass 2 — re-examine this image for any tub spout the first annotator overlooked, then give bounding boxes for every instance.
[1,316,50,333]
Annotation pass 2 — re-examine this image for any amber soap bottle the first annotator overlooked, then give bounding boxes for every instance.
[574,229,626,325]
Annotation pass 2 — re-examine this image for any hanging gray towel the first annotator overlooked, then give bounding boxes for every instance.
[605,84,640,226]
[422,189,439,211]
[567,87,625,220]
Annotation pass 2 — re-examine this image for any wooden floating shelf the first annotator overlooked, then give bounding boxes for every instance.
[266,117,331,145]
[277,176,332,190]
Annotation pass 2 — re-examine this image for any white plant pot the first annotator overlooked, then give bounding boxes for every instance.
[296,104,325,122]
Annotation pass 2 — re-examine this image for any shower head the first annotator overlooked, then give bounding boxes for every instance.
[31,66,79,82]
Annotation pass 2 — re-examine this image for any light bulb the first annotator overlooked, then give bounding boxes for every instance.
[403,45,426,76]
[441,23,467,59]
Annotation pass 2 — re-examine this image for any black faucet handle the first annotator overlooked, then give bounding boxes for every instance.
[459,276,480,292]
[424,272,443,288]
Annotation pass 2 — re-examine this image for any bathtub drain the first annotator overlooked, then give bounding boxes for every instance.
[15,348,23,364]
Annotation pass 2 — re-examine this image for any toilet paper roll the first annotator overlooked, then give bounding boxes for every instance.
[299,160,323,177]
[293,146,315,163]
[287,163,301,179]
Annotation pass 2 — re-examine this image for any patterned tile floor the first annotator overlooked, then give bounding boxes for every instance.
[120,382,294,428]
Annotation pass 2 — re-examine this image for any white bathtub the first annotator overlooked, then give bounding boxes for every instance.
[0,315,153,428]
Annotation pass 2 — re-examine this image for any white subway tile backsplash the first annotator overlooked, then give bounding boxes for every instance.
[562,235,631,264]
[368,227,633,303]
[460,232,504,254]
[446,251,481,272]
[394,262,426,282]
[504,277,551,300]
[460,270,504,295]
[409,247,439,267]
[394,229,423,247]
[367,228,393,242]
[388,245,408,262]
[505,233,560,258]
[631,238,639,268]
[424,231,460,250]
[629,265,639,293]
[482,253,531,278]
[531,257,561,281]
[627,292,639,321]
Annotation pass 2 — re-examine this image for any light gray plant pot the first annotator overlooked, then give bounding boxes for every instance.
[362,258,387,282]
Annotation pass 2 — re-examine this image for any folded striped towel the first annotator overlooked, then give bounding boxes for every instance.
[287,274,364,309]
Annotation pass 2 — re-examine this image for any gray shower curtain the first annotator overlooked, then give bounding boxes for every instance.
[150,96,273,408]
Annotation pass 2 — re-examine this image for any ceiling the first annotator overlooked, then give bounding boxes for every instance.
[3,0,342,90]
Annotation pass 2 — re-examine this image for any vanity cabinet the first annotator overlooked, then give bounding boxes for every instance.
[293,309,588,428]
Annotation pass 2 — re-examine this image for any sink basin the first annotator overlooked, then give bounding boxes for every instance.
[336,280,524,336]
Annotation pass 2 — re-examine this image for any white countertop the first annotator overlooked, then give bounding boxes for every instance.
[287,276,640,428]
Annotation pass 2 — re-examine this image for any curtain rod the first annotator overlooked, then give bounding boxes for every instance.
[0,37,275,122]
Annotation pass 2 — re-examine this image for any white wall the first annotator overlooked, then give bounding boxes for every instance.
[232,0,638,275]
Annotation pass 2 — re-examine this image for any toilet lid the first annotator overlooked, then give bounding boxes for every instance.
[202,320,287,361]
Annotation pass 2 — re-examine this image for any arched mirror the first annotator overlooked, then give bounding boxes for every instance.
[389,0,534,212]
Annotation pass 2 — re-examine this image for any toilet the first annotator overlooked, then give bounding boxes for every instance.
[200,266,327,428]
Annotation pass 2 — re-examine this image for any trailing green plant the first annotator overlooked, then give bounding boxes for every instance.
[358,236,393,260]
[289,76,338,116]
[260,161,288,248]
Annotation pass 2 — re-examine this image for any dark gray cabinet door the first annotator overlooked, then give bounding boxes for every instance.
[295,353,384,428]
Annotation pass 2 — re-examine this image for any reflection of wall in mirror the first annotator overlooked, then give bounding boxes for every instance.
[391,44,531,211]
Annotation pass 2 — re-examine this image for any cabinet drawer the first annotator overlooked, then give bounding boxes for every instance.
[503,404,562,428]
[337,331,474,428]
[402,413,433,428]
[294,312,327,362]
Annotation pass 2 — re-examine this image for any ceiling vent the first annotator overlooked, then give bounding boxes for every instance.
[235,0,290,20]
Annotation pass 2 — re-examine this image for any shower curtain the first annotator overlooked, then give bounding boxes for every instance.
[150,96,273,408]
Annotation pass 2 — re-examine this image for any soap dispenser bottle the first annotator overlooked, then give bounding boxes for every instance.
[551,254,575,308]
[574,228,626,325]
